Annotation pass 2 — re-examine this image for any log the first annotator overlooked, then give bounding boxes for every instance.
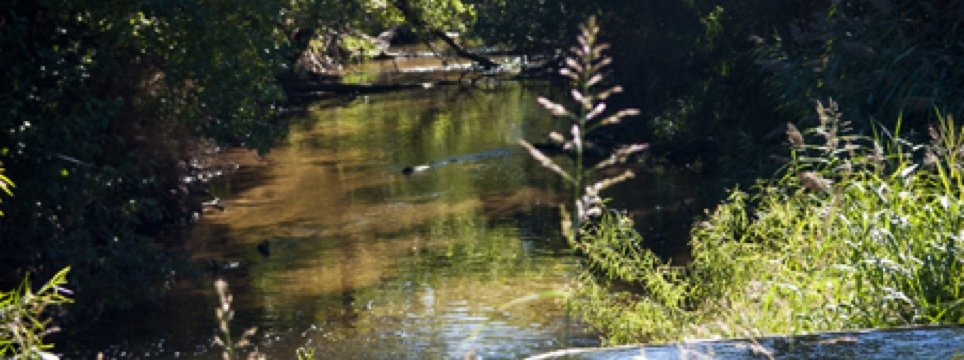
[431,30,499,69]
[392,0,500,69]
[284,81,424,93]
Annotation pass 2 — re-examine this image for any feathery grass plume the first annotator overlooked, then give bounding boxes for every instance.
[519,16,645,240]
[523,19,674,345]
[924,113,964,193]
[518,141,572,183]
[814,99,851,155]
[928,114,963,168]
[213,279,263,360]
[594,144,649,170]
[786,123,804,148]
[786,100,871,182]
[798,171,832,194]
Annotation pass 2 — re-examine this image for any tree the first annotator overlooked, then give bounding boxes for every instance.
[0,0,292,315]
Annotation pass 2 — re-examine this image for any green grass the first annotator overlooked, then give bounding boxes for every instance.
[570,106,964,344]
[0,267,72,359]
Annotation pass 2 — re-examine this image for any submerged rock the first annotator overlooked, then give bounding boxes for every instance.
[257,240,270,257]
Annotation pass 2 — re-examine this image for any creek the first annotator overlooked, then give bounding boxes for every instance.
[67,61,718,359]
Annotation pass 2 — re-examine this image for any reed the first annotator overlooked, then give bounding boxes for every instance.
[213,279,263,360]
[519,16,645,242]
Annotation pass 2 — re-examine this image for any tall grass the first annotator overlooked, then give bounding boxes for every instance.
[570,102,964,344]
[519,16,645,241]
[213,279,263,360]
[0,268,72,359]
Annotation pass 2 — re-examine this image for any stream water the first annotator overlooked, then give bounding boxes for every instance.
[67,71,719,359]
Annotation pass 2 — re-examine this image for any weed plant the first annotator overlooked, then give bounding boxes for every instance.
[213,279,262,360]
[0,267,72,359]
[519,16,645,241]
[571,101,964,344]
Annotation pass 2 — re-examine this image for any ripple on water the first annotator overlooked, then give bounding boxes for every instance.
[67,83,613,359]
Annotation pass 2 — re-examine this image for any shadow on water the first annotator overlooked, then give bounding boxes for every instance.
[65,81,723,359]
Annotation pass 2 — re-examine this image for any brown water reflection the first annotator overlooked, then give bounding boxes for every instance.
[198,84,593,359]
[70,81,719,359]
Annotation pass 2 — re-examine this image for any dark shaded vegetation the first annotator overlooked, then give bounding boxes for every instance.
[474,0,963,181]
[518,12,962,346]
[499,2,964,346]
[0,0,485,321]
[1,0,294,317]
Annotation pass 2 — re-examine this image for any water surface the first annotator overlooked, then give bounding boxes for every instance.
[70,78,719,359]
[73,83,603,359]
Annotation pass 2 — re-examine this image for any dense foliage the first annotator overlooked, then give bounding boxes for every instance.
[759,1,964,130]
[475,0,963,180]
[0,0,299,314]
[504,4,964,344]
[572,105,964,343]
[472,0,820,129]
[0,0,488,320]
[2,0,961,350]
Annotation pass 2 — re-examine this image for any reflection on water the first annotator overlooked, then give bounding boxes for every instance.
[210,84,592,359]
[342,43,525,85]
[68,81,719,359]
[69,83,596,359]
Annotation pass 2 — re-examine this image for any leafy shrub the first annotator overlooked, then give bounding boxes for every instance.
[0,0,290,315]
[572,102,964,343]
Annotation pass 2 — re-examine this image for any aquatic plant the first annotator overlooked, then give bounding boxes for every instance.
[572,102,964,344]
[0,267,72,359]
[519,16,645,240]
[213,279,262,360]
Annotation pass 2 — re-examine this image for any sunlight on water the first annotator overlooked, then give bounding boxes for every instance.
[69,78,717,359]
[70,83,599,359]
[209,84,594,359]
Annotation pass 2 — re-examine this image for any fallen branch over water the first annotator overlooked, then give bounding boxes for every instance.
[284,81,426,93]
